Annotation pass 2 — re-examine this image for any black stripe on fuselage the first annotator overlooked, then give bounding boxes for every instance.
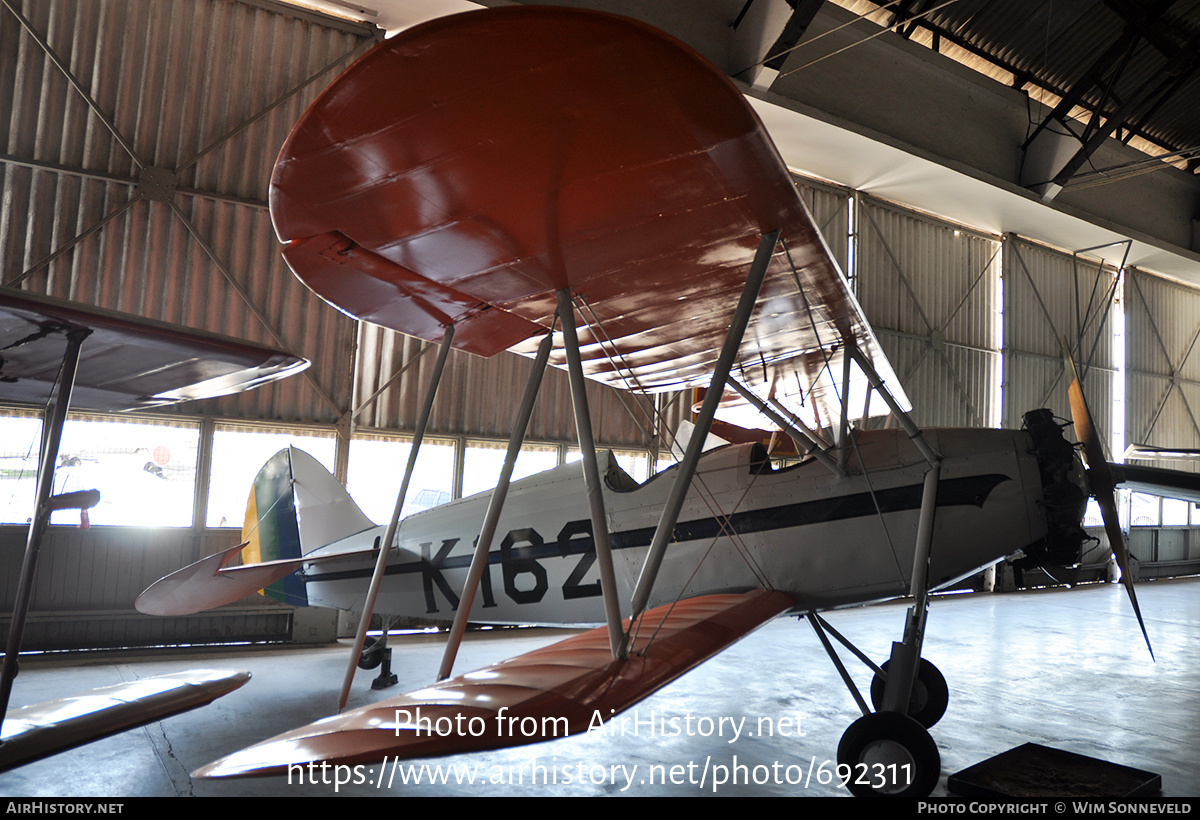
[308,473,1011,583]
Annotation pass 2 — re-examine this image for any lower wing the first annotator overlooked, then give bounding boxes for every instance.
[194,590,793,778]
[0,670,250,772]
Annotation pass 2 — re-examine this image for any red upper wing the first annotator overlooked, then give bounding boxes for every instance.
[271,7,906,428]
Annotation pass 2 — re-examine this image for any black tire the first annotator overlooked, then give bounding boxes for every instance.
[358,636,385,670]
[837,712,941,797]
[869,658,948,728]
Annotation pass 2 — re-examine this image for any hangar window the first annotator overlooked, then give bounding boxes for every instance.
[1161,498,1189,528]
[206,424,337,528]
[566,448,651,483]
[0,411,43,525]
[461,441,560,499]
[347,434,455,524]
[0,411,199,527]
[1128,493,1161,528]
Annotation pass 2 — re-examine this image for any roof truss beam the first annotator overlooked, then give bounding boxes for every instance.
[1018,0,1199,199]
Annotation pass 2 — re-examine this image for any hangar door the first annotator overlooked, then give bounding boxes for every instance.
[855,196,1001,429]
[1001,236,1118,443]
[1125,268,1200,468]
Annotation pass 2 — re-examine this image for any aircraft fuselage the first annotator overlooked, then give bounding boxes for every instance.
[301,426,1059,623]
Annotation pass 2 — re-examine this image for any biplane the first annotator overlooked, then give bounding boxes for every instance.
[0,288,307,770]
[134,6,1199,796]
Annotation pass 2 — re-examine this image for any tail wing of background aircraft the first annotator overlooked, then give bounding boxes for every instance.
[0,287,308,769]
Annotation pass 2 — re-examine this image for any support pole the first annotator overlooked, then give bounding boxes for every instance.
[337,324,454,712]
[437,329,555,680]
[0,327,89,734]
[837,347,853,472]
[846,343,940,466]
[727,377,843,476]
[557,289,625,658]
[842,342,943,715]
[627,231,780,627]
[766,393,832,449]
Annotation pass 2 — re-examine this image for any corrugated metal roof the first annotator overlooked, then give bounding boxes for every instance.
[833,0,1200,168]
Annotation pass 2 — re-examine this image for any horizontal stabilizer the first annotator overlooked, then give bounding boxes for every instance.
[0,669,249,772]
[1111,463,1200,505]
[194,590,794,778]
[136,543,376,616]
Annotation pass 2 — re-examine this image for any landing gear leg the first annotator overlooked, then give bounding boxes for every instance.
[808,613,946,797]
[358,617,399,690]
[811,462,947,797]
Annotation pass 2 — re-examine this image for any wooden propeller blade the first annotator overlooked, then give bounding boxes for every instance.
[1064,349,1154,661]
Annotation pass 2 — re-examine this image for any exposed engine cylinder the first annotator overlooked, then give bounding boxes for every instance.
[1021,408,1091,567]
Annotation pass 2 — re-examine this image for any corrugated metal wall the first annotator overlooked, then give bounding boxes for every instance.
[855,195,1001,429]
[1125,267,1200,473]
[352,323,662,448]
[0,0,372,649]
[795,176,851,274]
[0,524,290,649]
[0,0,682,650]
[0,0,369,424]
[1002,235,1116,440]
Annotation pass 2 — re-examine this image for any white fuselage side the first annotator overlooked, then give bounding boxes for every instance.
[301,427,1047,623]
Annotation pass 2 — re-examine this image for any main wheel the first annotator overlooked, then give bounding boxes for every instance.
[869,658,948,728]
[837,712,940,797]
[358,636,385,670]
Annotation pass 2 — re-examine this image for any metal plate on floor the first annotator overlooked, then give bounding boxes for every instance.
[949,743,1161,798]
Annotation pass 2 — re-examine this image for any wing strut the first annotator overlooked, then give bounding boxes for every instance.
[0,327,91,734]
[627,231,780,633]
[847,343,940,467]
[437,326,557,680]
[558,288,626,659]
[727,376,844,476]
[338,324,455,712]
[846,340,944,713]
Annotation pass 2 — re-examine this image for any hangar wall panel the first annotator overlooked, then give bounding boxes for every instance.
[1002,236,1116,442]
[352,322,669,449]
[0,525,292,650]
[855,196,1000,429]
[794,177,851,276]
[1125,268,1200,474]
[0,0,372,423]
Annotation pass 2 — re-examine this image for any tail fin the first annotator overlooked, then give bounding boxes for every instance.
[242,448,374,605]
[137,448,375,616]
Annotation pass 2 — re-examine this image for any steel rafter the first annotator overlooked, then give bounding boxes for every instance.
[761,0,827,71]
[1020,0,1198,192]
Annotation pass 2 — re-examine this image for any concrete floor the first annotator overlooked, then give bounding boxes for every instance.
[2,576,1198,797]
